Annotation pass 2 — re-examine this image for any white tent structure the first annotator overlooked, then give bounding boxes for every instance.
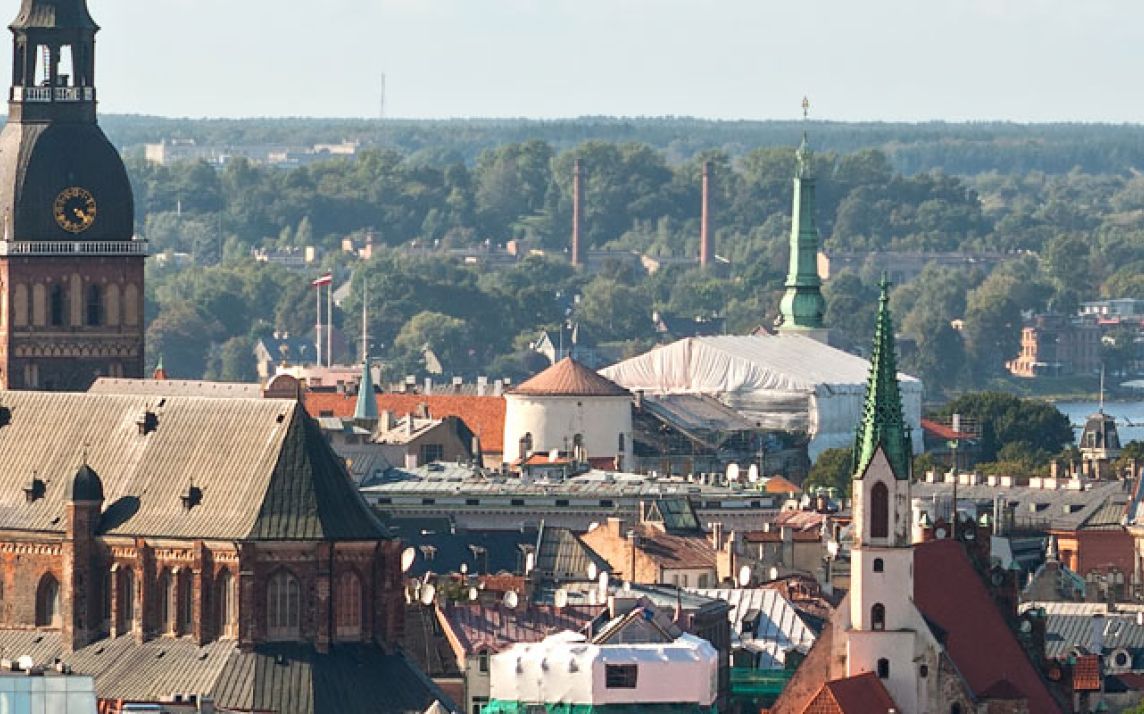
[602,334,923,462]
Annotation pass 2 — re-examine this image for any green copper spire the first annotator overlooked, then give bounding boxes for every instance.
[354,360,378,422]
[778,131,826,331]
[852,278,913,480]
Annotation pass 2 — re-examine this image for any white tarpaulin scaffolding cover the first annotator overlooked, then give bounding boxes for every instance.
[601,334,923,462]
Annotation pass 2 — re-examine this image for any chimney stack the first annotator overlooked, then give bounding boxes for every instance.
[571,158,583,268]
[700,161,712,268]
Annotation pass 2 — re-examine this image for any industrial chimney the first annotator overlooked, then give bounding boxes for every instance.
[700,161,712,268]
[571,158,583,267]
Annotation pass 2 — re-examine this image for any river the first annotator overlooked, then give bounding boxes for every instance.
[1055,400,1144,445]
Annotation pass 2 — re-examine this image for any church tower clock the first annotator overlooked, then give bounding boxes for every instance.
[0,0,144,390]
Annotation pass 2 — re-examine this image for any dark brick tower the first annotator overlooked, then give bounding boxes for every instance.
[63,462,103,651]
[0,0,145,390]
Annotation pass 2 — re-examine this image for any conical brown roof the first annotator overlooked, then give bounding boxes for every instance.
[511,357,629,397]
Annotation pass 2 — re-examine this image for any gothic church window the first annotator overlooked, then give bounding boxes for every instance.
[267,569,301,639]
[117,567,135,628]
[870,481,889,539]
[86,284,102,326]
[35,573,60,627]
[335,570,363,638]
[178,570,194,634]
[158,569,174,633]
[217,569,235,638]
[49,284,65,326]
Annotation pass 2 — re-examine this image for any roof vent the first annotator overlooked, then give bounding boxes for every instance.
[137,410,159,436]
[180,484,203,511]
[0,405,11,428]
[23,473,45,503]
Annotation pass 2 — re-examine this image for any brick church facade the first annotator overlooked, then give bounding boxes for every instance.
[0,0,145,390]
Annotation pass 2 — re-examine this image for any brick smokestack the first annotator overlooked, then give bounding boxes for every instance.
[700,161,712,268]
[571,158,583,267]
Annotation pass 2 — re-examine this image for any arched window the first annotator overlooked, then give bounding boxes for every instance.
[870,481,889,539]
[267,570,301,639]
[35,573,60,627]
[877,658,890,679]
[217,570,236,639]
[86,284,102,326]
[520,432,533,457]
[117,567,135,629]
[158,569,174,633]
[178,570,194,634]
[873,558,884,573]
[872,603,886,631]
[951,705,963,714]
[335,570,363,638]
[49,284,65,326]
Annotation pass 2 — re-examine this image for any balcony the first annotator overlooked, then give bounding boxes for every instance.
[10,86,95,103]
[0,240,149,257]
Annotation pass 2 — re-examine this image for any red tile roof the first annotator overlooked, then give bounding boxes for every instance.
[914,539,1064,713]
[511,357,629,397]
[1072,654,1101,692]
[303,392,506,453]
[921,418,973,441]
[807,673,897,714]
[765,475,802,494]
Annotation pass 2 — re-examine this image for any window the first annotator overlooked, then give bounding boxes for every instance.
[555,499,569,507]
[618,433,625,451]
[217,570,235,639]
[466,498,480,506]
[86,284,102,326]
[950,705,962,714]
[872,603,885,631]
[158,569,174,633]
[873,558,884,573]
[178,570,194,633]
[35,573,60,627]
[599,499,615,508]
[471,698,488,714]
[117,567,135,629]
[267,570,301,639]
[919,664,929,678]
[605,664,638,689]
[511,499,525,507]
[877,658,890,679]
[870,481,889,539]
[520,432,533,455]
[419,443,444,464]
[49,284,65,326]
[421,498,436,506]
[335,571,362,638]
[477,651,490,673]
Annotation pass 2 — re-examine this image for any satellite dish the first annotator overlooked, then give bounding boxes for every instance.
[738,565,751,588]
[460,563,469,575]
[587,563,598,581]
[588,589,599,605]
[400,547,416,573]
[503,591,519,610]
[554,589,569,609]
[469,587,479,602]
[826,540,840,559]
[726,464,741,482]
[525,552,535,574]
[747,464,759,483]
[768,566,779,582]
[419,583,436,607]
[935,527,948,540]
[598,571,610,599]
[587,522,599,532]
[16,656,33,671]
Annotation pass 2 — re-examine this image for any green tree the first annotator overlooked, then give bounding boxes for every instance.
[804,447,853,498]
[937,392,1073,461]
[394,311,474,376]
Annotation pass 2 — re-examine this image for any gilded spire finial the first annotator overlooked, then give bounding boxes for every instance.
[802,96,810,120]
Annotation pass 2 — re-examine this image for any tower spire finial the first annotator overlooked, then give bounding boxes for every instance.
[802,96,810,120]
[778,111,825,332]
[852,278,912,479]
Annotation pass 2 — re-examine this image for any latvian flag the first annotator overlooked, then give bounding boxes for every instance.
[311,273,333,287]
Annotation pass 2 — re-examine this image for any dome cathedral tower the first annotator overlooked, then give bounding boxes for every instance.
[0,0,144,390]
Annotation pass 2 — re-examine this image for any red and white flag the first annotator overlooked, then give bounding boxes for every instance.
[311,273,333,287]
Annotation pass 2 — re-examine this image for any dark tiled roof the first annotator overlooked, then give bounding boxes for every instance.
[0,632,447,714]
[383,518,534,576]
[511,358,629,397]
[534,525,609,580]
[0,392,384,541]
[914,540,1065,713]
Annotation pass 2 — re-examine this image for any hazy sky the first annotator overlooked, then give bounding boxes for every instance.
[49,0,1144,121]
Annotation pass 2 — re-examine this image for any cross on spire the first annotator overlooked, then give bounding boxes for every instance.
[802,96,810,120]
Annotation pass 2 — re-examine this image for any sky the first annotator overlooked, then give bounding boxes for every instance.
[43,0,1144,122]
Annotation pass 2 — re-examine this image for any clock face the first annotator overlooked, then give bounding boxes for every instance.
[53,187,97,233]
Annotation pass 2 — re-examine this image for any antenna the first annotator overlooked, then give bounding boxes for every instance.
[379,72,387,121]
[361,281,369,362]
[1100,365,1106,413]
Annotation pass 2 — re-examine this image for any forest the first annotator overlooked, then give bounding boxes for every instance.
[128,117,1144,398]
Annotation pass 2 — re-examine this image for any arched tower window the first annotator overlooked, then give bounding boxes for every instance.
[872,603,886,631]
[870,481,889,539]
[35,573,60,627]
[105,283,120,326]
[335,570,363,638]
[86,284,102,326]
[158,569,174,633]
[873,558,884,573]
[216,570,236,639]
[267,570,301,640]
[877,658,890,679]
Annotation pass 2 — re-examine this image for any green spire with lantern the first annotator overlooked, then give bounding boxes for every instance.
[852,278,912,480]
[778,99,826,331]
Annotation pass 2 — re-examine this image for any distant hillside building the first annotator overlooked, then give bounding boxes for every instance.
[817,250,1007,284]
[1008,313,1101,377]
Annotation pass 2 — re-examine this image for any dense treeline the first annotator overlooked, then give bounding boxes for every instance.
[136,124,1144,400]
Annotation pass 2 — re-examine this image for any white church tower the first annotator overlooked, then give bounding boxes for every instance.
[847,279,920,711]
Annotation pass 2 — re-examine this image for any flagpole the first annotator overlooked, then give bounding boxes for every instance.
[327,282,333,367]
[315,282,322,367]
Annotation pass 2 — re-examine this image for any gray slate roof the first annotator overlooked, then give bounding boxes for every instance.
[0,632,446,714]
[89,378,262,399]
[0,392,385,541]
